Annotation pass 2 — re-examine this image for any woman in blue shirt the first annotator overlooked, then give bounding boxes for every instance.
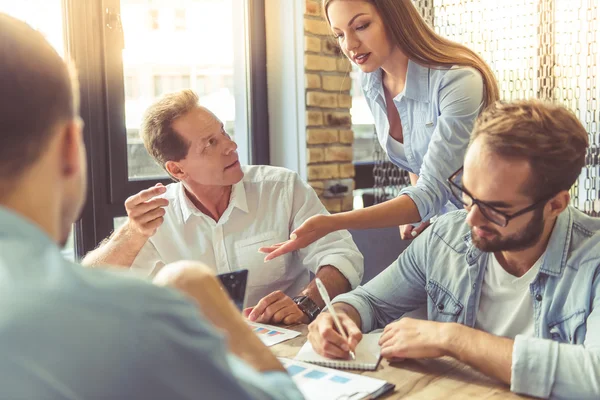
[262,0,499,260]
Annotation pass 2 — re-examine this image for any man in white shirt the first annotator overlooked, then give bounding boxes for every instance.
[83,89,363,325]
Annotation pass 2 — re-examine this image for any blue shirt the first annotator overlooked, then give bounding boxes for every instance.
[0,206,303,400]
[361,60,485,220]
[333,206,600,399]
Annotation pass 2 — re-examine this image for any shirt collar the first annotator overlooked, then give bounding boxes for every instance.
[540,206,572,277]
[404,60,430,102]
[178,180,249,224]
[361,59,430,103]
[229,179,249,214]
[0,205,56,248]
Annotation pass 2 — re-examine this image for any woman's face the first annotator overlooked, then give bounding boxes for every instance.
[327,0,394,73]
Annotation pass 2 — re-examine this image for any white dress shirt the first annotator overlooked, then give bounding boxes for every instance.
[131,165,364,307]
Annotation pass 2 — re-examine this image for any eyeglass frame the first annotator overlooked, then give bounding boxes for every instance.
[446,166,554,227]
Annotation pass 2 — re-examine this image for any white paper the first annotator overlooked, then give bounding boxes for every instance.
[295,333,382,370]
[279,358,389,400]
[247,322,301,347]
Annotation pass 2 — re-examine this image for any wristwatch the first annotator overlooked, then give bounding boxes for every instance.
[292,295,321,322]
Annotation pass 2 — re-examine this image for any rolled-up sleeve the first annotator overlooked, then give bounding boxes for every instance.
[400,67,484,222]
[289,173,364,288]
[511,262,600,399]
[331,229,430,332]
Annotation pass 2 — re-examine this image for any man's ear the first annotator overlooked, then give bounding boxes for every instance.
[165,160,186,180]
[547,190,570,218]
[61,118,84,178]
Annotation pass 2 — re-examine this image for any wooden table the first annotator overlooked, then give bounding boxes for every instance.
[271,325,529,400]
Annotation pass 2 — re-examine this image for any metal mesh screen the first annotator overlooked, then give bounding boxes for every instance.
[372,0,600,216]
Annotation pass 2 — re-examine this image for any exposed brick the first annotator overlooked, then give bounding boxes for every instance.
[325,145,353,162]
[306,110,323,126]
[320,197,343,213]
[337,94,352,108]
[305,0,320,16]
[322,38,342,56]
[308,181,325,196]
[339,129,354,144]
[341,194,354,211]
[305,73,321,89]
[306,91,338,108]
[305,54,337,71]
[304,18,330,36]
[339,163,355,178]
[304,12,355,206]
[305,36,321,53]
[322,75,352,92]
[323,111,351,127]
[308,164,340,180]
[306,128,338,144]
[307,147,325,164]
[337,57,352,72]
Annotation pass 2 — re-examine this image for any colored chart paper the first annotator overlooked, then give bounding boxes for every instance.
[279,358,392,400]
[248,322,300,347]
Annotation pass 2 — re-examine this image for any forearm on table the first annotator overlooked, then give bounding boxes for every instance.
[329,195,421,231]
[445,324,513,384]
[81,223,148,268]
[300,265,351,309]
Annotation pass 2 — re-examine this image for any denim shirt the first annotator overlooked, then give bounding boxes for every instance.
[333,206,600,399]
[361,60,485,220]
[0,206,303,400]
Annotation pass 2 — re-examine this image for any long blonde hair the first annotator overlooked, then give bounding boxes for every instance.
[323,0,499,108]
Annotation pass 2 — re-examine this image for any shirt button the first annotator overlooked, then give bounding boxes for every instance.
[535,294,543,302]
[437,303,445,311]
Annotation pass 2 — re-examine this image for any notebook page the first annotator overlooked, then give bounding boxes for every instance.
[295,333,382,370]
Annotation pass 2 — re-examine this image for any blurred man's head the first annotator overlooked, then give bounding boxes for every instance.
[140,90,243,187]
[0,13,86,246]
[450,100,589,252]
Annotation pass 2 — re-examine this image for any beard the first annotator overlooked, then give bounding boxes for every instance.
[471,207,545,252]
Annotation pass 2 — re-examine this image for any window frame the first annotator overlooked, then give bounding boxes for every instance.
[66,0,270,258]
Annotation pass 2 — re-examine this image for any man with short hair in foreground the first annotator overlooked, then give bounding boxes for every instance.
[309,100,600,399]
[0,13,302,400]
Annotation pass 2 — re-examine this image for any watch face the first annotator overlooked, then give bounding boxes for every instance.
[294,296,307,304]
[296,296,320,321]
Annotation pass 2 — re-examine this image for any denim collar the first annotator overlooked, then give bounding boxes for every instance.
[362,59,430,103]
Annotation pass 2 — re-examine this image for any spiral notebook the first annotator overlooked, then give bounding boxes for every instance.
[295,333,382,371]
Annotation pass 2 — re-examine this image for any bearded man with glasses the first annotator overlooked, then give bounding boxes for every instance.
[307,100,600,400]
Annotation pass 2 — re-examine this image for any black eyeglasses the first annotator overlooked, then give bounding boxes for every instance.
[447,167,552,227]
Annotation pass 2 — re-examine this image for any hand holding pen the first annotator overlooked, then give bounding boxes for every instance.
[315,278,356,360]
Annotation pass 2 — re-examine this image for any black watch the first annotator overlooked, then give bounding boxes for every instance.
[292,295,321,322]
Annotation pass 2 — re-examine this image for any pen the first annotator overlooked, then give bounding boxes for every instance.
[315,278,356,360]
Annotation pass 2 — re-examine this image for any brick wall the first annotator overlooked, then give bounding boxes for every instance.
[304,0,355,213]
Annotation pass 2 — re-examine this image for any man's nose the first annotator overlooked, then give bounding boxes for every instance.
[224,136,237,155]
[465,203,487,227]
